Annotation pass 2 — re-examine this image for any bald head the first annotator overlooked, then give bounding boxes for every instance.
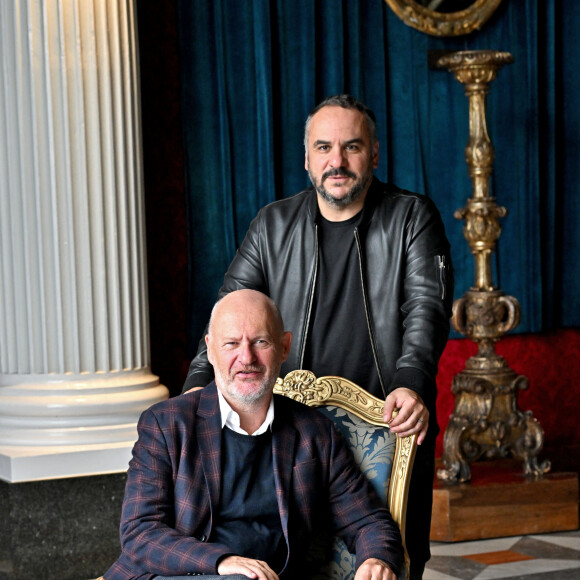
[208,289,285,340]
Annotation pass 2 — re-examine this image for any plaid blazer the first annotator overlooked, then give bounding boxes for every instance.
[104,383,403,579]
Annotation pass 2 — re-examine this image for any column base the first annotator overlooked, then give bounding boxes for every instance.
[0,441,136,483]
[0,369,168,482]
[0,473,126,580]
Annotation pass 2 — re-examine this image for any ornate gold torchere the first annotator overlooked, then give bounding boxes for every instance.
[432,50,551,482]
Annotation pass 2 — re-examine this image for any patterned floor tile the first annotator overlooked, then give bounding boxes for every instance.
[529,531,580,551]
[473,558,580,579]
[424,530,580,580]
[462,550,535,565]
[423,568,465,580]
[509,534,580,561]
[430,537,523,557]
[426,554,486,579]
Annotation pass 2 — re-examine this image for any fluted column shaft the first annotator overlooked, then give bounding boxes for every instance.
[0,0,168,482]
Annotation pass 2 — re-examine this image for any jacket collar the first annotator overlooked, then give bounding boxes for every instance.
[271,395,296,558]
[306,175,383,229]
[196,383,222,508]
[359,176,383,229]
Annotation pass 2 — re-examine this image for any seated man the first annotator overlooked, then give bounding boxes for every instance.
[104,289,403,580]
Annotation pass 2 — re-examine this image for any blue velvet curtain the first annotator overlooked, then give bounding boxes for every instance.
[177,0,579,349]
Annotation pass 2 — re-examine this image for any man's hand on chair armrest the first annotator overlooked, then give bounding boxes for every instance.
[355,558,397,580]
[217,555,279,579]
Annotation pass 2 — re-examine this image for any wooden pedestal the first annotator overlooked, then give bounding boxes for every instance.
[430,459,579,542]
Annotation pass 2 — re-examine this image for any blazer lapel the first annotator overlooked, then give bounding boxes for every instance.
[271,397,297,538]
[196,384,223,516]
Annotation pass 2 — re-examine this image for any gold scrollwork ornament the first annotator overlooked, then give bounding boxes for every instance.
[384,0,503,37]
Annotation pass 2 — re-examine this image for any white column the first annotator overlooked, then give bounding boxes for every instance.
[0,0,168,482]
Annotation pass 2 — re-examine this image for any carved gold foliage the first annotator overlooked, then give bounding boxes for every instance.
[436,49,514,72]
[452,290,520,341]
[456,204,508,261]
[275,370,386,426]
[388,432,417,531]
[395,434,414,480]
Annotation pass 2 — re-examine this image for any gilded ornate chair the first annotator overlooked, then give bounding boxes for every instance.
[273,370,417,580]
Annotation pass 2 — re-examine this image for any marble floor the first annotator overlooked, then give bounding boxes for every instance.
[88,530,580,580]
[424,530,580,579]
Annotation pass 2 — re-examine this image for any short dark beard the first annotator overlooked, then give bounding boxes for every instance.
[309,167,373,208]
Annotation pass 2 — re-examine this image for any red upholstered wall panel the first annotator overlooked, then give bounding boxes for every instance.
[436,328,580,458]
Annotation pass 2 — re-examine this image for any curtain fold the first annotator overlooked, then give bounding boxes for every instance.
[177,0,579,350]
[559,2,580,323]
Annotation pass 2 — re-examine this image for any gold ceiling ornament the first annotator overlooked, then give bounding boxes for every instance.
[384,0,503,37]
[432,50,551,482]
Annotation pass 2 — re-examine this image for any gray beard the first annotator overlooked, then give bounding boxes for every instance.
[310,169,373,208]
[215,366,276,408]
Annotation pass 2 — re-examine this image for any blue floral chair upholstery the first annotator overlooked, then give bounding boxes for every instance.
[273,370,417,580]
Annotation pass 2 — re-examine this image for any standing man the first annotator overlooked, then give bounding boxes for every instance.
[104,290,403,580]
[184,95,454,579]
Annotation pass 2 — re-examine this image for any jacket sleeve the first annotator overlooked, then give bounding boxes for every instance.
[389,196,454,407]
[105,408,231,578]
[182,210,269,392]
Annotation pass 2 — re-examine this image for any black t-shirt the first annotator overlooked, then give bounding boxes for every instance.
[302,211,383,398]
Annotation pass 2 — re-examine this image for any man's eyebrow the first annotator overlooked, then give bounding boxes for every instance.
[250,333,273,341]
[312,138,364,148]
[220,333,272,341]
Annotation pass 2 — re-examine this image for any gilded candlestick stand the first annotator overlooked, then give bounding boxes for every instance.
[432,50,550,482]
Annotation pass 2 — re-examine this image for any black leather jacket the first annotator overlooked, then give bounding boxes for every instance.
[184,178,453,413]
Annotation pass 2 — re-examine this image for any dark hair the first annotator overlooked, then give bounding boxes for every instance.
[304,94,378,150]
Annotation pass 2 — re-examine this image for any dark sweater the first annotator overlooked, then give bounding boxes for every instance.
[212,428,287,571]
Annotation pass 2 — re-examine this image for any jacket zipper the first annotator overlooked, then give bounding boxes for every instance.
[299,224,319,369]
[437,255,446,301]
[354,228,387,398]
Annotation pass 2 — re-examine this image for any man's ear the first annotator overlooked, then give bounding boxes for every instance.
[281,331,292,362]
[372,140,379,169]
[205,334,214,366]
